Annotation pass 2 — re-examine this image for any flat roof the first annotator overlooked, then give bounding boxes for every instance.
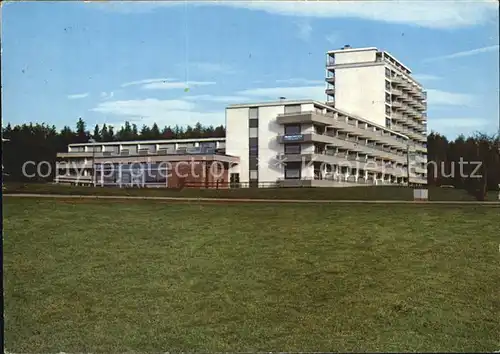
[326,46,414,78]
[227,99,315,109]
[227,99,409,140]
[69,137,226,147]
[326,47,377,54]
[382,51,412,76]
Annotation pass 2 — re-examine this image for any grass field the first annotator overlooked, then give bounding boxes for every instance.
[4,182,500,201]
[3,197,500,352]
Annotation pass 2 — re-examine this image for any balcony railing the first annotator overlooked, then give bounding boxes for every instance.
[391,87,402,96]
[276,111,409,150]
[58,147,224,159]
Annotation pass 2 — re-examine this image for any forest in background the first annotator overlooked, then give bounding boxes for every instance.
[2,118,499,199]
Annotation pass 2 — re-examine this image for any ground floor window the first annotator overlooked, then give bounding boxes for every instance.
[284,162,301,179]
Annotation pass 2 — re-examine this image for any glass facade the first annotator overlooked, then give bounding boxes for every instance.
[96,163,168,186]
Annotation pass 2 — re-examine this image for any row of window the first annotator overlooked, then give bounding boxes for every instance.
[284,162,410,180]
[249,108,258,184]
[70,142,219,154]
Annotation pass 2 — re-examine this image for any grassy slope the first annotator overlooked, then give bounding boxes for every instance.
[3,198,499,352]
[4,182,499,201]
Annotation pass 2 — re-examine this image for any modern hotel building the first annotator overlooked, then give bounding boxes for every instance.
[325,45,428,177]
[55,45,428,188]
[225,100,426,187]
[55,138,239,188]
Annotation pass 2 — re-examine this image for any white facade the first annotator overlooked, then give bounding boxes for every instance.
[226,100,426,188]
[326,45,428,181]
[55,137,227,186]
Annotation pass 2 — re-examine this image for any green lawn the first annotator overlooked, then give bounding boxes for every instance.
[3,198,499,352]
[4,182,500,201]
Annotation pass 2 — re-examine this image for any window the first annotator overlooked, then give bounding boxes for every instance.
[385,105,391,115]
[385,80,390,90]
[314,125,325,134]
[249,127,258,138]
[250,170,258,180]
[249,156,258,170]
[284,144,301,154]
[385,118,391,127]
[385,68,391,77]
[249,107,258,119]
[284,104,301,114]
[230,173,240,183]
[249,119,258,128]
[385,93,391,103]
[328,54,335,65]
[284,124,301,135]
[200,142,216,149]
[284,162,301,179]
[249,137,258,150]
[105,146,119,153]
[140,144,156,152]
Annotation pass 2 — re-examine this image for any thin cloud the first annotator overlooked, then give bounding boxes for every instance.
[89,1,498,29]
[326,32,339,45]
[141,81,216,90]
[91,98,223,127]
[412,74,441,82]
[429,117,494,138]
[121,78,177,88]
[67,93,89,100]
[238,85,325,101]
[426,89,476,107]
[188,62,237,74]
[424,45,500,62]
[275,78,325,85]
[100,91,115,100]
[295,19,312,41]
[184,94,249,103]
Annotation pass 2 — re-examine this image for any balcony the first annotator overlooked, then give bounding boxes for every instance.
[57,152,94,158]
[283,153,408,176]
[405,118,419,129]
[54,174,93,185]
[326,59,335,67]
[277,133,367,152]
[56,161,92,169]
[401,94,412,102]
[391,88,402,96]
[325,76,335,84]
[392,76,404,86]
[415,144,427,153]
[276,111,409,151]
[406,98,419,108]
[392,100,403,109]
[415,155,428,164]
[413,100,426,111]
[391,112,405,123]
[325,88,335,95]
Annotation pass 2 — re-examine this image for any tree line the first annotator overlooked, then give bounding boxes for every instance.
[2,118,225,182]
[2,118,499,199]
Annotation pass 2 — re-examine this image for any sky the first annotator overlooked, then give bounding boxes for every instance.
[2,0,499,139]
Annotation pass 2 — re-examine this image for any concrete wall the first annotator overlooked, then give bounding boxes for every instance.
[225,107,249,182]
[168,161,229,189]
[334,49,377,65]
[257,105,285,183]
[334,64,386,126]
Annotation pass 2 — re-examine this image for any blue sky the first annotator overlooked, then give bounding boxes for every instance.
[2,0,499,138]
